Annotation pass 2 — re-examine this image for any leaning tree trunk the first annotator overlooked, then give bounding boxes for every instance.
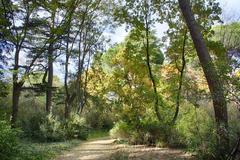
[46,44,54,113]
[178,0,229,158]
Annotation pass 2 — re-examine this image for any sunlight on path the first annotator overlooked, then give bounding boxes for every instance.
[55,137,193,160]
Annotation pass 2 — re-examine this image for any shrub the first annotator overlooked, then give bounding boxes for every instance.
[64,114,89,140]
[0,120,19,160]
[175,106,217,159]
[110,121,132,139]
[139,119,167,145]
[85,110,114,130]
[110,120,164,145]
[39,113,65,142]
[20,111,90,142]
[20,112,46,139]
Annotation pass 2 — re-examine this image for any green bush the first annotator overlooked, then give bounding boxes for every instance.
[64,114,89,140]
[39,113,65,142]
[85,110,113,130]
[20,112,46,139]
[110,120,166,145]
[20,111,90,142]
[175,106,217,159]
[0,120,19,160]
[110,121,132,140]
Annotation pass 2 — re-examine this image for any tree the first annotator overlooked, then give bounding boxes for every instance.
[37,0,78,113]
[63,0,110,117]
[0,0,47,126]
[114,0,164,122]
[98,29,164,129]
[178,0,229,157]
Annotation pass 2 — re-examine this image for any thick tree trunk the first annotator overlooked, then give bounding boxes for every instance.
[46,44,54,113]
[11,82,21,127]
[178,0,229,158]
[11,49,22,127]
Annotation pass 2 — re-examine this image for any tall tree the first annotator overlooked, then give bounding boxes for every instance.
[63,0,110,116]
[39,0,77,113]
[0,0,45,126]
[178,0,229,157]
[114,0,165,122]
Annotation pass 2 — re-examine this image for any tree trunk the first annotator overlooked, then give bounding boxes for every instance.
[171,29,187,125]
[11,48,22,127]
[144,3,162,122]
[46,44,54,113]
[178,0,229,158]
[11,82,21,127]
[64,45,70,118]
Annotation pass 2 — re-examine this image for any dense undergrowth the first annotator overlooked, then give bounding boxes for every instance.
[1,97,239,160]
[0,110,110,160]
[0,117,84,160]
[110,103,240,159]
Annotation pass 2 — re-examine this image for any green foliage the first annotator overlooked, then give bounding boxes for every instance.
[64,114,89,140]
[110,120,169,146]
[20,111,46,139]
[175,105,217,159]
[88,130,109,140]
[213,22,240,50]
[17,139,80,160]
[20,110,90,141]
[85,108,114,130]
[0,120,19,160]
[39,113,65,142]
[110,121,132,140]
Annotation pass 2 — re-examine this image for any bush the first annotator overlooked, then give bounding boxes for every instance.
[64,114,89,140]
[85,110,113,130]
[39,113,65,142]
[110,121,132,140]
[175,106,217,159]
[20,111,90,142]
[20,112,46,139]
[110,120,166,145]
[0,120,19,160]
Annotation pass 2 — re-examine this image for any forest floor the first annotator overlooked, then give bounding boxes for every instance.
[55,137,194,160]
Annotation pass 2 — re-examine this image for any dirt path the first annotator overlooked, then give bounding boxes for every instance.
[55,137,194,160]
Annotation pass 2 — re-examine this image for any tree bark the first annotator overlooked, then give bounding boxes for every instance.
[46,43,54,113]
[11,48,23,127]
[178,0,229,158]
[64,53,70,118]
[64,31,70,119]
[11,82,21,127]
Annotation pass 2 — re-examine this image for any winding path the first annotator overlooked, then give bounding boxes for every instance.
[55,137,194,160]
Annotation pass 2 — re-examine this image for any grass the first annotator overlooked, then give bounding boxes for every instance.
[87,129,110,140]
[16,139,81,160]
